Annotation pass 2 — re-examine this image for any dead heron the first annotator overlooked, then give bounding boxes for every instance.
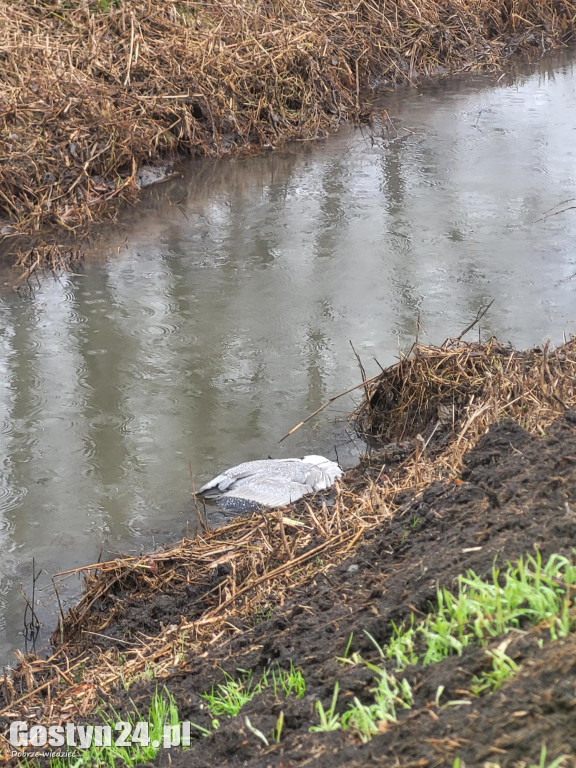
[197,454,342,513]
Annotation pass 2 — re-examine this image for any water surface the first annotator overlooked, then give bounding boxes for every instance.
[1,51,576,664]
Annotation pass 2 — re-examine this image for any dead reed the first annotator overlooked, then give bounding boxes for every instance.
[354,335,576,486]
[1,0,575,272]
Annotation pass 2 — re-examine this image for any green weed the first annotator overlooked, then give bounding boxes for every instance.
[272,711,284,743]
[201,670,264,717]
[201,662,306,719]
[309,682,341,733]
[341,668,413,742]
[272,662,306,699]
[397,552,576,671]
[25,688,185,768]
[312,552,576,742]
[528,744,569,768]
[470,648,520,696]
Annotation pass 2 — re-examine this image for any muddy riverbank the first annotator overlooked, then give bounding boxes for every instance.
[99,415,576,768]
[1,0,576,274]
[2,336,576,766]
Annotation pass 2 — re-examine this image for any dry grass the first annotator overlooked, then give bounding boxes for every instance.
[2,334,576,758]
[354,335,576,485]
[355,338,576,440]
[1,0,575,273]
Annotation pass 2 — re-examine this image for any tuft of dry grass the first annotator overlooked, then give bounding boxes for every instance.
[354,335,576,488]
[1,0,576,272]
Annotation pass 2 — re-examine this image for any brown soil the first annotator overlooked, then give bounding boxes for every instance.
[7,413,576,767]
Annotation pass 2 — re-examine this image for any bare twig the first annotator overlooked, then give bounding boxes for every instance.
[456,299,495,341]
[278,374,381,442]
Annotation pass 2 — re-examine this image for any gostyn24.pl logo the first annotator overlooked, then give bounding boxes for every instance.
[9,720,193,750]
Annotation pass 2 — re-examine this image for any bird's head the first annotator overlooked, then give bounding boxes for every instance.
[301,455,343,483]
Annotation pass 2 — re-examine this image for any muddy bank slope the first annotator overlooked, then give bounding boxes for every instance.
[2,337,576,766]
[104,415,576,768]
[1,0,576,272]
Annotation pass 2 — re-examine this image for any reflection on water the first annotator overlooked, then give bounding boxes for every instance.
[1,52,576,664]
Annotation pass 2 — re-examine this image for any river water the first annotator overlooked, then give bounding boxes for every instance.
[1,52,575,665]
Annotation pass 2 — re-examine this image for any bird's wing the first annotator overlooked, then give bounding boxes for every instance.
[222,477,314,508]
[197,460,273,495]
[197,459,305,497]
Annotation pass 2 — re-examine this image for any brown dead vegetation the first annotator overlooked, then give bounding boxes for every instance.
[354,335,576,482]
[2,333,576,760]
[1,0,576,274]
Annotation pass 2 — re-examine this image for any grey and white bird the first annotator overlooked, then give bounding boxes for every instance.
[197,454,342,513]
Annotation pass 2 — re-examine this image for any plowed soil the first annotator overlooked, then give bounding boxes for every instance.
[73,414,576,768]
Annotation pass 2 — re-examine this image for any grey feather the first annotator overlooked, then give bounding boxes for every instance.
[197,455,342,510]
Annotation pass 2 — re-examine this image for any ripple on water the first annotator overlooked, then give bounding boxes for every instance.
[0,417,13,436]
[0,509,16,535]
[0,508,15,541]
[119,414,145,437]
[80,432,98,463]
[142,321,180,337]
[62,293,90,324]
[88,411,138,437]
